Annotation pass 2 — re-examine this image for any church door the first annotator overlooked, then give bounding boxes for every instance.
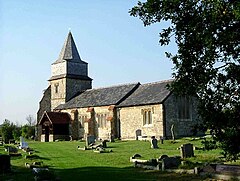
[45,126,49,142]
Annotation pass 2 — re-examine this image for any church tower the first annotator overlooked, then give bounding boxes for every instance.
[49,32,92,110]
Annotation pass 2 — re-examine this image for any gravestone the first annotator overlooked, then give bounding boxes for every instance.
[216,164,240,175]
[159,154,168,161]
[136,129,142,140]
[132,154,142,159]
[5,146,18,153]
[0,154,11,173]
[162,157,181,170]
[150,136,159,149]
[102,140,108,148]
[160,136,164,144]
[85,136,95,146]
[19,136,28,149]
[180,143,194,158]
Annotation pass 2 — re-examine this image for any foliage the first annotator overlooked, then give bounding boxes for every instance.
[0,117,35,142]
[0,119,15,143]
[12,126,21,141]
[21,124,35,139]
[130,0,240,160]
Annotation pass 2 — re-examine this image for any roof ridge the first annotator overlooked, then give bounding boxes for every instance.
[141,79,174,86]
[85,82,140,91]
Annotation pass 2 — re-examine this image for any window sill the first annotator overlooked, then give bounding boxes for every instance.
[143,124,153,128]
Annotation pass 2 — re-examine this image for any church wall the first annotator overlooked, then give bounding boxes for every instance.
[119,104,164,140]
[61,105,116,141]
[164,94,202,138]
[51,62,67,76]
[67,62,88,76]
[36,86,51,140]
[50,78,67,110]
[66,79,92,101]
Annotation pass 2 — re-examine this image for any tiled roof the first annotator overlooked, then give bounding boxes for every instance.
[118,80,173,107]
[55,83,140,110]
[38,112,71,125]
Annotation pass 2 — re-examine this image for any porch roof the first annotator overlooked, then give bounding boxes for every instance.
[38,112,71,125]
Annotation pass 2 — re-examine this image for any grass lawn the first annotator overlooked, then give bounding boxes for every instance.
[0,138,235,181]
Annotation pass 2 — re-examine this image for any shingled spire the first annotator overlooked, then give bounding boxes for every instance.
[57,31,81,62]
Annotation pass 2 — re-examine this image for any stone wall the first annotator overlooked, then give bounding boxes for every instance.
[164,94,202,138]
[50,78,67,110]
[119,104,164,140]
[62,105,117,140]
[37,86,51,123]
[67,61,88,76]
[66,79,92,101]
[51,61,67,76]
[36,86,51,140]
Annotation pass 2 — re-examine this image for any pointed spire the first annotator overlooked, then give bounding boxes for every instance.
[57,31,81,61]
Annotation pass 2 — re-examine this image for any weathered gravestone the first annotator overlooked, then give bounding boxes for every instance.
[0,154,11,173]
[5,146,18,153]
[162,157,181,170]
[150,136,159,149]
[216,164,240,175]
[180,143,194,158]
[86,136,95,146]
[159,154,168,161]
[102,140,108,148]
[136,129,142,140]
[19,136,28,149]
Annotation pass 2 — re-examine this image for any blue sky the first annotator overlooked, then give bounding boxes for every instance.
[0,0,176,125]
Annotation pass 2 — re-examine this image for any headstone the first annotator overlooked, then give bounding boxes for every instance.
[132,154,142,159]
[110,135,115,142]
[102,140,108,148]
[150,136,159,149]
[180,143,194,158]
[5,146,18,153]
[160,136,164,144]
[159,154,168,161]
[85,136,95,146]
[136,129,142,140]
[19,136,29,149]
[0,154,11,173]
[162,157,181,170]
[216,164,240,175]
[202,164,216,173]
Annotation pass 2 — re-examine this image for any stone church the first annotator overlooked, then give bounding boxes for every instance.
[37,32,202,142]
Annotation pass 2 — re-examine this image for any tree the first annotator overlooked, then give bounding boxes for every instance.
[130,0,240,160]
[21,124,35,139]
[0,119,15,143]
[26,115,36,127]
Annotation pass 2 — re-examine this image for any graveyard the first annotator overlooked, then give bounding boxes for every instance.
[1,137,240,180]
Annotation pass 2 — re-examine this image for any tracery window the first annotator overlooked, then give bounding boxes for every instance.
[97,114,107,128]
[143,109,152,126]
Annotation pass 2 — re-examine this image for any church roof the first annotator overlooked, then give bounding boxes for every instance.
[117,80,173,107]
[55,83,140,110]
[38,112,71,125]
[53,31,87,64]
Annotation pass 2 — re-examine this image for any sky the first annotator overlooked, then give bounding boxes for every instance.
[0,0,176,125]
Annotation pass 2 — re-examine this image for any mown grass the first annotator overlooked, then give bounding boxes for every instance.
[0,138,235,181]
